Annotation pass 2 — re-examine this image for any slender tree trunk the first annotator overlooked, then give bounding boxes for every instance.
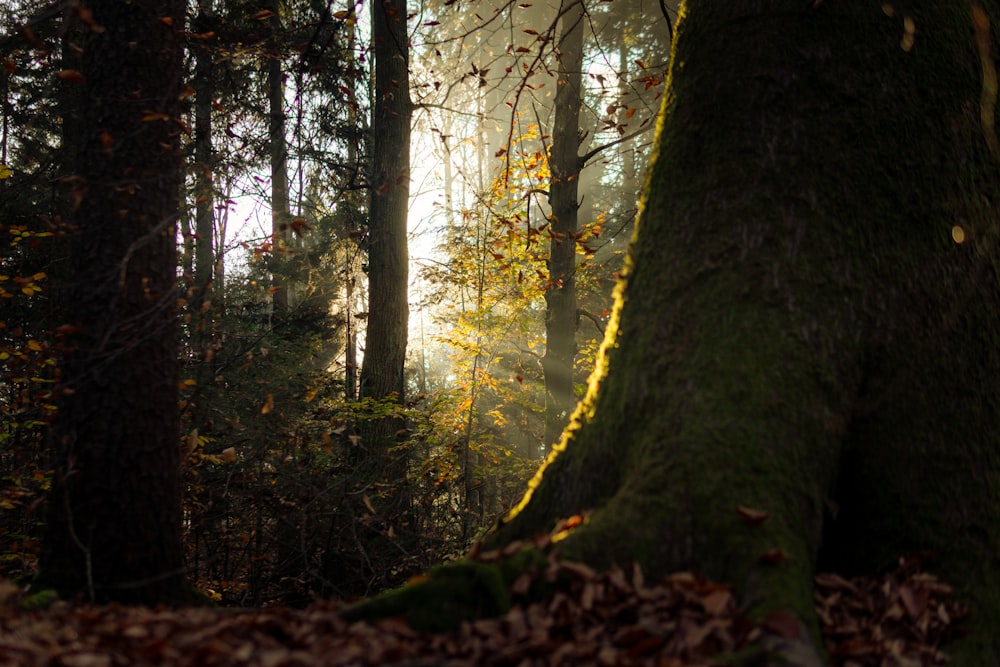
[40,0,187,605]
[343,0,361,402]
[359,0,411,433]
[542,0,584,447]
[345,262,358,401]
[193,3,216,319]
[214,181,228,313]
[47,7,84,327]
[269,0,290,314]
[487,2,1000,662]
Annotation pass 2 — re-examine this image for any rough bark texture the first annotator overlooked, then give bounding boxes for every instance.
[193,5,216,312]
[352,0,412,559]
[485,1,1000,662]
[268,0,291,314]
[40,0,187,605]
[542,0,585,448]
[359,0,411,419]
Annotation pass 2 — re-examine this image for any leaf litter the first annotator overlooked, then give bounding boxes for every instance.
[0,553,965,666]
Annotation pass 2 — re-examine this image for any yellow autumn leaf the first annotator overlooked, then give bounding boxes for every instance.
[0,165,12,179]
[261,393,274,414]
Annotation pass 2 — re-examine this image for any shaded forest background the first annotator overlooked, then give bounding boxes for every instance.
[0,0,672,604]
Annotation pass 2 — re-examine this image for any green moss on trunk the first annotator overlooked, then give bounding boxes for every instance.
[347,4,1000,663]
[486,1,1000,662]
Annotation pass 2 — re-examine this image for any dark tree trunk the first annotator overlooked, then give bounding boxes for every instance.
[40,0,187,605]
[486,1,1000,662]
[542,0,585,448]
[268,0,291,314]
[359,0,411,451]
[193,3,216,319]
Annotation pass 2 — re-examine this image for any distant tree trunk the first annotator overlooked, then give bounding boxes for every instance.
[343,0,361,402]
[359,0,411,446]
[193,3,216,321]
[344,257,359,401]
[48,7,85,325]
[40,0,187,605]
[542,0,584,447]
[268,0,291,314]
[488,2,1000,662]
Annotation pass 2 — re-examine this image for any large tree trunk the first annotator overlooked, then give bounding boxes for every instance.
[359,0,411,445]
[40,0,187,605]
[486,1,1000,661]
[542,0,585,448]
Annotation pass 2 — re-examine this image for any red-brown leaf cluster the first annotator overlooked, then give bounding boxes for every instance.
[0,555,966,667]
[816,556,967,667]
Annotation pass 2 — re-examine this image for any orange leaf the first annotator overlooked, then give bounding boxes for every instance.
[56,70,85,85]
[700,588,732,615]
[899,584,928,619]
[736,505,769,524]
[260,393,274,414]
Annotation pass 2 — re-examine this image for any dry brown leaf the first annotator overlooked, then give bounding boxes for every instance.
[736,505,770,524]
[700,588,732,616]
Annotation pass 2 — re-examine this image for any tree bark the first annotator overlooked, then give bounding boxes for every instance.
[40,0,187,605]
[542,0,585,447]
[193,3,216,318]
[487,1,1000,661]
[359,0,411,434]
[268,0,291,314]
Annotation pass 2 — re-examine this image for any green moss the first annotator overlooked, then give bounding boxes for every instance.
[341,549,549,632]
[476,3,1000,661]
[20,589,58,611]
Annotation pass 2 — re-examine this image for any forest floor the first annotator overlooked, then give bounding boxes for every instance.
[0,553,964,667]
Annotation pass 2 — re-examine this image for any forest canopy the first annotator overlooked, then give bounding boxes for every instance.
[0,0,667,603]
